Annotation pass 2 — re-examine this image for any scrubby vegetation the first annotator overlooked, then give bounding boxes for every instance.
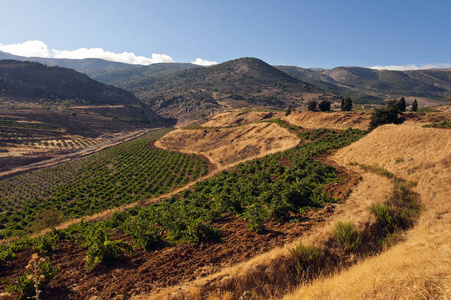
[423,120,451,128]
[369,99,405,129]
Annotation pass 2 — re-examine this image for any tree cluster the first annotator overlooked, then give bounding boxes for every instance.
[369,97,406,130]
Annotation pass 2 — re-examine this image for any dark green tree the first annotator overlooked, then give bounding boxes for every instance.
[412,99,418,112]
[318,100,331,112]
[341,97,352,111]
[307,100,318,112]
[398,96,406,112]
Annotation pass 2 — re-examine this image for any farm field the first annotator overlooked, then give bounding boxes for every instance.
[0,97,163,174]
[0,122,366,299]
[0,109,450,300]
[0,128,209,239]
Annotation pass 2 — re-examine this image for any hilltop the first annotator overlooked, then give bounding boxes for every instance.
[115,57,328,123]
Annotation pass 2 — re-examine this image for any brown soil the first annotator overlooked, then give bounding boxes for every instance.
[0,156,360,300]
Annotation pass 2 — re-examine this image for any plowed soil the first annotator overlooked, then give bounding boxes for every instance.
[0,157,360,300]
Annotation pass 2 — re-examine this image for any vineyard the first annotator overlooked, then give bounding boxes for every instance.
[0,128,208,239]
[0,128,367,299]
[0,118,102,152]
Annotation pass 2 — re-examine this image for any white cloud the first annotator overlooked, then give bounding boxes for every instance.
[0,40,174,65]
[52,47,173,65]
[370,63,451,71]
[192,58,218,66]
[0,40,51,57]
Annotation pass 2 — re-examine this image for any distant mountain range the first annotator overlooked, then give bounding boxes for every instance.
[276,65,451,103]
[1,50,450,123]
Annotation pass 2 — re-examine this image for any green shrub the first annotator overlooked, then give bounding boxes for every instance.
[126,216,161,252]
[33,228,67,253]
[369,204,395,231]
[332,221,361,252]
[289,242,325,281]
[83,228,134,271]
[244,203,267,233]
[0,246,15,270]
[184,220,221,244]
[369,100,404,130]
[423,120,451,128]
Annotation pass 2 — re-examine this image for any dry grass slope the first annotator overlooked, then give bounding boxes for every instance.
[202,111,285,127]
[284,111,371,130]
[155,123,300,168]
[284,124,451,299]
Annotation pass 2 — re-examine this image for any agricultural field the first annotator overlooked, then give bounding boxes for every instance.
[0,128,209,239]
[0,109,449,300]
[0,96,164,175]
[0,126,367,299]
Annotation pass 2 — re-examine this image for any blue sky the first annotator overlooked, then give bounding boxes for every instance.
[0,0,450,69]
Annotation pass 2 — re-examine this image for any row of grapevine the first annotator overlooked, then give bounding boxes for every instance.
[0,128,208,238]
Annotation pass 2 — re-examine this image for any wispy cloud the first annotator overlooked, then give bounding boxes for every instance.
[0,40,174,65]
[192,58,218,66]
[370,63,451,71]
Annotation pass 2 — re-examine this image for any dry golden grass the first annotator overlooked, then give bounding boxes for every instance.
[284,111,371,130]
[155,123,300,168]
[202,111,284,127]
[283,124,451,299]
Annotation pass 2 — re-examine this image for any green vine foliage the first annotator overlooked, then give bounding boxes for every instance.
[83,228,134,271]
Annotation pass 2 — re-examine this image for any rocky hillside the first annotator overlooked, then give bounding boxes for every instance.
[277,65,451,103]
[0,60,165,125]
[115,57,328,123]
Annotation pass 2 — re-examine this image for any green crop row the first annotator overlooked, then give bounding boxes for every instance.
[0,128,208,238]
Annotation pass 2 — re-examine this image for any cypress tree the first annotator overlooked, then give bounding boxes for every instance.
[398,96,406,112]
[412,99,418,112]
